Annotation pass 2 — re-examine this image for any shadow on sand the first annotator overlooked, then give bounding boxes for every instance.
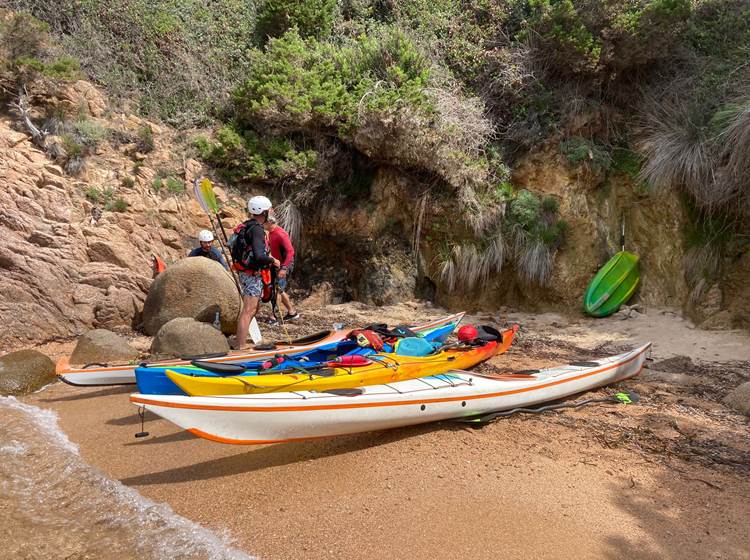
[40,385,134,402]
[120,421,464,486]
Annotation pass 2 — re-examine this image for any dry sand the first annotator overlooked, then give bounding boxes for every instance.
[24,303,750,560]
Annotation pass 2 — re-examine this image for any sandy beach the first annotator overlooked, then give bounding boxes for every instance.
[23,304,750,559]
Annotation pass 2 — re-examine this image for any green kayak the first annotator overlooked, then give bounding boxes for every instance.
[583,251,640,317]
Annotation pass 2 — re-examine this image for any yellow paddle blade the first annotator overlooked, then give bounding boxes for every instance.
[199,177,220,213]
[193,177,220,214]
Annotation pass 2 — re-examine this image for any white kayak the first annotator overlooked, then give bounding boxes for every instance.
[130,342,651,445]
[57,312,464,386]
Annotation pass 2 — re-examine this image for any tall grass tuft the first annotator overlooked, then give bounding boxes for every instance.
[275,199,303,248]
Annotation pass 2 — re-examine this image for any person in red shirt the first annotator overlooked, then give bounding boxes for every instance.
[264,214,299,321]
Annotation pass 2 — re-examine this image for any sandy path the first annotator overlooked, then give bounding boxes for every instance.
[23,304,750,559]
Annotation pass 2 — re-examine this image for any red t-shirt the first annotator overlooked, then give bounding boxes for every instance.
[268,226,295,267]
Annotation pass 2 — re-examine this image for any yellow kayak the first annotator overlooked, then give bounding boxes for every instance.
[166,326,518,396]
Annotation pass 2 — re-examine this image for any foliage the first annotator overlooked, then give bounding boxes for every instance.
[255,0,339,43]
[136,125,154,153]
[121,176,135,188]
[560,136,612,173]
[10,0,259,125]
[83,186,101,202]
[0,10,80,83]
[522,0,691,82]
[106,196,129,212]
[505,189,567,285]
[165,177,185,194]
[638,98,750,213]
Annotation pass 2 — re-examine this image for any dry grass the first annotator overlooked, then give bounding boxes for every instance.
[638,97,750,213]
[275,198,303,247]
[512,229,555,286]
[437,232,505,293]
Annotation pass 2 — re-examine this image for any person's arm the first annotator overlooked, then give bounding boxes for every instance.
[187,247,201,257]
[279,230,295,268]
[211,247,229,270]
[250,225,275,266]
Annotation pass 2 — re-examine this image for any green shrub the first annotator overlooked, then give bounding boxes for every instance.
[42,56,81,78]
[561,137,611,172]
[256,0,339,43]
[121,176,135,188]
[13,0,258,126]
[0,12,48,64]
[136,125,155,153]
[73,119,107,148]
[108,197,129,212]
[152,177,163,191]
[83,186,101,202]
[505,188,567,285]
[60,134,85,158]
[165,177,185,194]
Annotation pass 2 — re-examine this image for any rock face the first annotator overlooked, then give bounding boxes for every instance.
[0,350,56,395]
[69,329,139,366]
[150,317,230,358]
[142,257,241,335]
[723,382,750,417]
[0,82,248,350]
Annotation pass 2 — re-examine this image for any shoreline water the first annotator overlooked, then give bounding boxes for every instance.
[11,304,750,559]
[0,396,253,560]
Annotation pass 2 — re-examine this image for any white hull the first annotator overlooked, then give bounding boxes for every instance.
[131,343,651,444]
[58,313,464,386]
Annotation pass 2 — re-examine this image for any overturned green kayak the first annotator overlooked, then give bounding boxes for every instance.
[583,251,640,317]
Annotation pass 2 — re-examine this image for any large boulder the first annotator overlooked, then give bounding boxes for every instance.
[150,317,230,358]
[0,350,56,395]
[724,382,750,417]
[69,329,139,366]
[142,257,240,335]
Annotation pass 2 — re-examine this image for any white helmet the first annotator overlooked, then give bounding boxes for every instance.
[198,229,214,242]
[247,195,272,215]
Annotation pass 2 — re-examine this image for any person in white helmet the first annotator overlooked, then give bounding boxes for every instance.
[230,195,280,349]
[188,229,228,270]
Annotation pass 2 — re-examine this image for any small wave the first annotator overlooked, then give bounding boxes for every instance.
[0,397,255,560]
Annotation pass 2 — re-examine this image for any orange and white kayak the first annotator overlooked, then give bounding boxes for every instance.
[130,343,651,445]
[57,312,464,386]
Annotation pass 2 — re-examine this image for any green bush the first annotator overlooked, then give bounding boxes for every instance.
[109,197,129,212]
[256,0,339,43]
[13,0,259,126]
[73,119,107,148]
[83,186,101,202]
[165,177,185,194]
[561,137,611,172]
[136,125,155,153]
[522,0,691,81]
[121,176,135,188]
[60,134,85,158]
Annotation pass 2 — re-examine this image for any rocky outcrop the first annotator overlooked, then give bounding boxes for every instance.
[0,349,56,395]
[723,382,750,417]
[69,329,139,365]
[150,317,229,358]
[142,257,240,335]
[0,80,247,350]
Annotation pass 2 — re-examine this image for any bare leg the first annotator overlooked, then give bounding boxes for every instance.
[279,292,296,315]
[235,295,260,350]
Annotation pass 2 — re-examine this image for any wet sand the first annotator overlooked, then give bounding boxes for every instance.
[24,304,750,559]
